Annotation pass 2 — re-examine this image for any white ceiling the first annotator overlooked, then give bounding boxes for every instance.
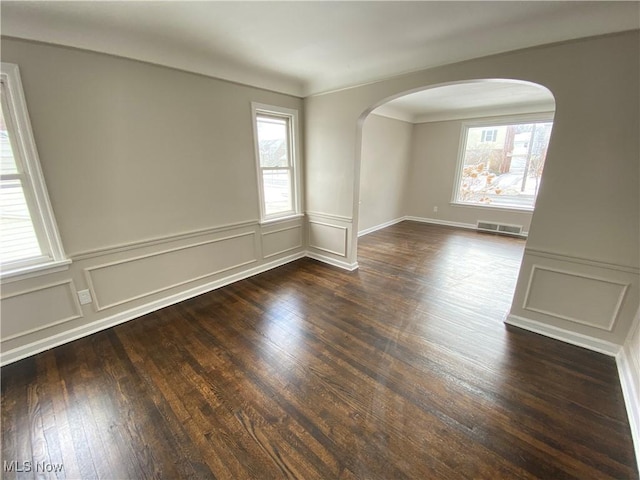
[374,80,556,124]
[2,1,638,99]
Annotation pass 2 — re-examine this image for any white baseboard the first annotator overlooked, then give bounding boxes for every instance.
[358,216,528,238]
[616,348,640,473]
[1,247,362,365]
[358,217,405,237]
[358,215,476,235]
[306,251,359,271]
[404,216,477,231]
[0,251,306,366]
[505,314,621,356]
[506,313,640,465]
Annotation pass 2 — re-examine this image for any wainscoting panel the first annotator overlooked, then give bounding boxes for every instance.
[524,265,628,331]
[0,280,82,341]
[305,212,358,270]
[1,219,317,365]
[262,225,303,259]
[509,248,639,345]
[308,221,348,257]
[86,231,257,311]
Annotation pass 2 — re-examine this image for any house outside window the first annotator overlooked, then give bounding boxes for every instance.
[0,63,68,280]
[453,117,553,210]
[481,129,497,142]
[251,103,301,222]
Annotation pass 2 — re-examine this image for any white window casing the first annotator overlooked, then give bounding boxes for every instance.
[251,102,302,223]
[451,113,554,212]
[0,63,69,282]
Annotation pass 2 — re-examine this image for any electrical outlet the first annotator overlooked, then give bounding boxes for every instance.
[433,206,438,213]
[77,289,93,305]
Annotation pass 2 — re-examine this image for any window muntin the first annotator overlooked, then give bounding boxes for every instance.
[481,129,497,142]
[0,63,68,279]
[453,119,553,210]
[252,104,300,221]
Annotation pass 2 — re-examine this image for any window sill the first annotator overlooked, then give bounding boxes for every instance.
[260,213,304,226]
[1,259,72,284]
[450,202,535,214]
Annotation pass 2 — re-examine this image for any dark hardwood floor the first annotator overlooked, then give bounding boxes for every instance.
[2,221,637,479]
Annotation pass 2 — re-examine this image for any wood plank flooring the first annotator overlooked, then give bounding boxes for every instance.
[2,221,637,479]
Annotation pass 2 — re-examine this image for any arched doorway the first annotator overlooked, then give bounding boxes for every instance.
[354,79,556,259]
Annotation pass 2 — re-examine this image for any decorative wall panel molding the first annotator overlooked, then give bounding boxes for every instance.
[1,251,305,366]
[0,280,83,341]
[525,247,639,274]
[85,231,257,311]
[306,211,352,223]
[523,265,629,331]
[262,225,303,259]
[510,248,639,347]
[71,219,259,260]
[308,220,348,257]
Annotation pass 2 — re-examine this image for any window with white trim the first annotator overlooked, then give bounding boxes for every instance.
[480,129,497,142]
[252,103,300,222]
[0,63,68,279]
[453,117,553,210]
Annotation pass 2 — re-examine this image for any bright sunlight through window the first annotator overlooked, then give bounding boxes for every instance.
[454,119,553,210]
[0,103,43,263]
[252,104,299,221]
[0,63,67,279]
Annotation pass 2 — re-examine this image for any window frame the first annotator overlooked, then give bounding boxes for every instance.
[480,129,497,142]
[251,102,302,223]
[451,113,554,213]
[1,62,69,282]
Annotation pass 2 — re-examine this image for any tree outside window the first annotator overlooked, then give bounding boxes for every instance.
[455,120,553,210]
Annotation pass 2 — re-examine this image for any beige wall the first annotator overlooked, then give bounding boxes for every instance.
[2,31,639,362]
[405,117,545,232]
[1,36,639,463]
[358,114,412,234]
[1,38,303,255]
[0,38,306,363]
[2,31,637,453]
[305,31,639,345]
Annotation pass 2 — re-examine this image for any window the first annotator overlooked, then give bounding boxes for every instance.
[1,63,68,279]
[481,129,497,142]
[453,118,553,210]
[252,103,300,222]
